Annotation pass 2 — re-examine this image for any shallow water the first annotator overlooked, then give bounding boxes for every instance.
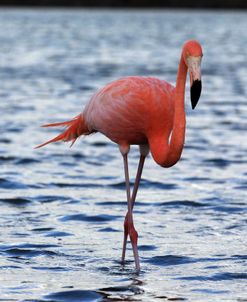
[0,8,247,302]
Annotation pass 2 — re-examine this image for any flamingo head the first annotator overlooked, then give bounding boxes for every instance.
[183,40,203,110]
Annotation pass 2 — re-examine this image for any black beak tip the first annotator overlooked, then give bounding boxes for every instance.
[191,80,202,110]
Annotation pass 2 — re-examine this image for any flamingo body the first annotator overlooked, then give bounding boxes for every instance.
[84,76,174,148]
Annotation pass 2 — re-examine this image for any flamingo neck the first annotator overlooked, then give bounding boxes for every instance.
[151,54,187,168]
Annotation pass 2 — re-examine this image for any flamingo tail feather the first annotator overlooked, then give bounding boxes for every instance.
[35,114,90,149]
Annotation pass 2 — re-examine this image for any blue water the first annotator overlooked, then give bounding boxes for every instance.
[0,8,247,302]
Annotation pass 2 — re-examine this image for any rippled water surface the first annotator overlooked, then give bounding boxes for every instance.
[0,8,247,302]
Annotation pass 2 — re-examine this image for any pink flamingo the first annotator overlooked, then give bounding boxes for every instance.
[37,40,203,271]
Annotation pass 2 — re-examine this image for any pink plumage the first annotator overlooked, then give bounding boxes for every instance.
[37,40,203,271]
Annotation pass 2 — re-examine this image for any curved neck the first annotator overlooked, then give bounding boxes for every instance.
[150,54,187,168]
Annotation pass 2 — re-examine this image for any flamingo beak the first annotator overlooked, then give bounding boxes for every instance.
[188,56,202,110]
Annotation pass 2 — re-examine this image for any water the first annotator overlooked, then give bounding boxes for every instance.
[0,8,247,302]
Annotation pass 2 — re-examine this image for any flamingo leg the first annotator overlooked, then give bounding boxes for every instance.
[122,152,140,271]
[121,153,146,265]
[120,145,149,270]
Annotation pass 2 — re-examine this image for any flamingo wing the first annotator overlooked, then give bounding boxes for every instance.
[84,76,174,145]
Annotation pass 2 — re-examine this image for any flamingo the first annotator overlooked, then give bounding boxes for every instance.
[37,40,203,271]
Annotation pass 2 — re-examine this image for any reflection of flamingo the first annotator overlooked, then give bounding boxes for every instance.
[37,40,203,271]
